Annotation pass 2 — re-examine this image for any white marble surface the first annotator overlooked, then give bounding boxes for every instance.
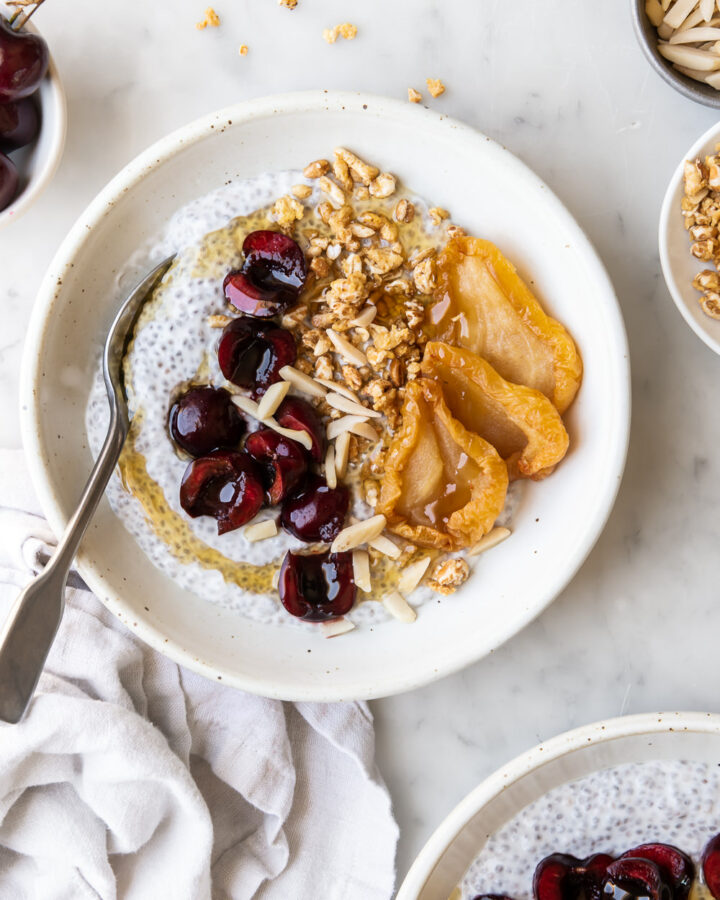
[3,0,720,891]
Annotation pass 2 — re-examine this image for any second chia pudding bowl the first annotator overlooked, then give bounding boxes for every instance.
[86,146,583,636]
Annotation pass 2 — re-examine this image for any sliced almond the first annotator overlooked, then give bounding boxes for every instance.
[350,305,377,327]
[314,377,360,402]
[327,414,368,440]
[325,444,337,488]
[326,391,381,418]
[320,618,356,638]
[231,394,261,418]
[397,556,432,594]
[244,519,278,542]
[664,0,700,28]
[352,549,371,592]
[331,514,387,552]
[256,381,290,419]
[279,365,328,399]
[383,590,416,624]
[369,534,402,559]
[468,526,511,556]
[658,41,720,68]
[208,314,232,328]
[349,421,379,441]
[327,329,368,366]
[669,25,720,41]
[335,431,351,477]
[230,395,313,451]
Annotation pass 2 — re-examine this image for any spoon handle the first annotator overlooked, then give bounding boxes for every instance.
[0,407,127,723]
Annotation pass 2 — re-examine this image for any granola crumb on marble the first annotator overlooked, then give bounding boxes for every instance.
[426,78,446,98]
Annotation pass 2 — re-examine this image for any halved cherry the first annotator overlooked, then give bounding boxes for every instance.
[533,854,581,900]
[703,834,720,900]
[275,396,325,462]
[245,428,308,505]
[254,327,297,397]
[621,845,694,900]
[169,386,245,457]
[224,230,307,317]
[217,318,296,397]
[179,450,264,534]
[223,271,289,318]
[278,549,355,621]
[575,855,614,900]
[280,474,349,543]
[602,858,671,900]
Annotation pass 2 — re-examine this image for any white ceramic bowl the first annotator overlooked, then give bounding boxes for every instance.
[0,7,66,229]
[20,92,630,701]
[660,120,720,356]
[398,711,720,899]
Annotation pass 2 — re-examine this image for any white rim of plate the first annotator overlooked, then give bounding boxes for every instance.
[19,91,631,699]
[397,710,720,899]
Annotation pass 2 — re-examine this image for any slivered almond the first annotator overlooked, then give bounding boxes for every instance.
[335,431,351,477]
[468,526,511,556]
[350,305,377,327]
[244,519,278,542]
[231,395,313,451]
[369,534,402,559]
[349,421,378,441]
[383,590,416,623]
[256,381,290,419]
[352,549,371,592]
[327,414,368,440]
[325,444,337,488]
[327,329,368,366]
[314,377,360,402]
[321,618,356,638]
[397,556,432,594]
[208,314,232,328]
[326,392,381,418]
[231,395,261,418]
[331,514,387,552]
[279,365,328,398]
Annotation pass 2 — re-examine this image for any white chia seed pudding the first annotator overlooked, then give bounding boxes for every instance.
[459,760,720,900]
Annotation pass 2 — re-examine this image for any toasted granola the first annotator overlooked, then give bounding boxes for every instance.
[682,146,720,320]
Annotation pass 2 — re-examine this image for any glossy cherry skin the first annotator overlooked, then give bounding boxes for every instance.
[533,854,582,900]
[275,396,325,462]
[278,549,355,621]
[602,858,671,900]
[169,386,245,457]
[621,845,694,900]
[223,230,307,317]
[0,95,39,152]
[575,855,615,900]
[0,151,18,211]
[244,428,308,505]
[703,834,720,900]
[223,271,289,318]
[179,450,264,534]
[217,317,296,398]
[280,474,349,543]
[0,19,49,103]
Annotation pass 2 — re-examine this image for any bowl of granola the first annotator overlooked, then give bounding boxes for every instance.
[21,92,630,700]
[660,119,720,355]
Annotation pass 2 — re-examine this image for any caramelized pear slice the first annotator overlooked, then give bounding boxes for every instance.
[429,235,582,414]
[421,342,569,480]
[377,378,508,551]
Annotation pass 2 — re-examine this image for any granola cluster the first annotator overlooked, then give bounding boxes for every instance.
[682,150,720,319]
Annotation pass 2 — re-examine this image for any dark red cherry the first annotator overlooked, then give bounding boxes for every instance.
[533,854,581,900]
[0,151,18,211]
[275,396,325,462]
[472,895,518,900]
[245,428,308,505]
[602,858,671,900]
[169,386,245,457]
[574,855,614,900]
[280,474,349,543]
[621,845,694,900]
[703,834,720,900]
[217,318,296,397]
[278,549,355,621]
[179,450,264,534]
[0,95,39,152]
[243,230,307,290]
[223,271,289,318]
[254,327,296,398]
[0,18,49,104]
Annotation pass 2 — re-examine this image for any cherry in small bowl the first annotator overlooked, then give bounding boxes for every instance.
[278,549,355,621]
[217,317,296,398]
[245,428,308,505]
[224,230,307,317]
[169,385,245,457]
[281,474,349,543]
[0,16,49,104]
[275,396,325,462]
[179,450,264,534]
[0,96,40,153]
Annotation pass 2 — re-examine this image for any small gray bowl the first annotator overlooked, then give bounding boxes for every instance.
[631,0,720,108]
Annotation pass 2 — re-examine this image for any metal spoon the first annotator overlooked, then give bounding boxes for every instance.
[0,256,175,724]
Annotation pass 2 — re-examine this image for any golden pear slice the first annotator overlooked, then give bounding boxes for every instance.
[421,342,569,480]
[429,235,582,413]
[377,378,508,551]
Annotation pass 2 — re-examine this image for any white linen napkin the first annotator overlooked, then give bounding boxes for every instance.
[0,449,398,900]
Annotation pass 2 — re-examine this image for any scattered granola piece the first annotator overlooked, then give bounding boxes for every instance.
[238,44,248,56]
[304,159,330,179]
[427,558,470,595]
[270,194,304,228]
[408,87,422,104]
[196,7,220,29]
[428,206,450,226]
[369,172,397,199]
[334,148,379,185]
[323,23,357,43]
[426,78,446,98]
[394,199,415,223]
[278,0,298,7]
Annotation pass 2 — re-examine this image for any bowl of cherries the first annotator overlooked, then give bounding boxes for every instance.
[0,0,65,227]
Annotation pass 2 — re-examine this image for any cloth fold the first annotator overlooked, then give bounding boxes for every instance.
[0,449,397,900]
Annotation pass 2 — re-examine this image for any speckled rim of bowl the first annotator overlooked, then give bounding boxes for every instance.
[0,7,67,229]
[659,118,720,356]
[630,0,720,108]
[397,710,720,900]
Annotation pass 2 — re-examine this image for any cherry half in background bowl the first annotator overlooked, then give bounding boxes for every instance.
[223,230,307,318]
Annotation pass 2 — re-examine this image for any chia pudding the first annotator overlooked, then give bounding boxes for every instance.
[457,759,720,900]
